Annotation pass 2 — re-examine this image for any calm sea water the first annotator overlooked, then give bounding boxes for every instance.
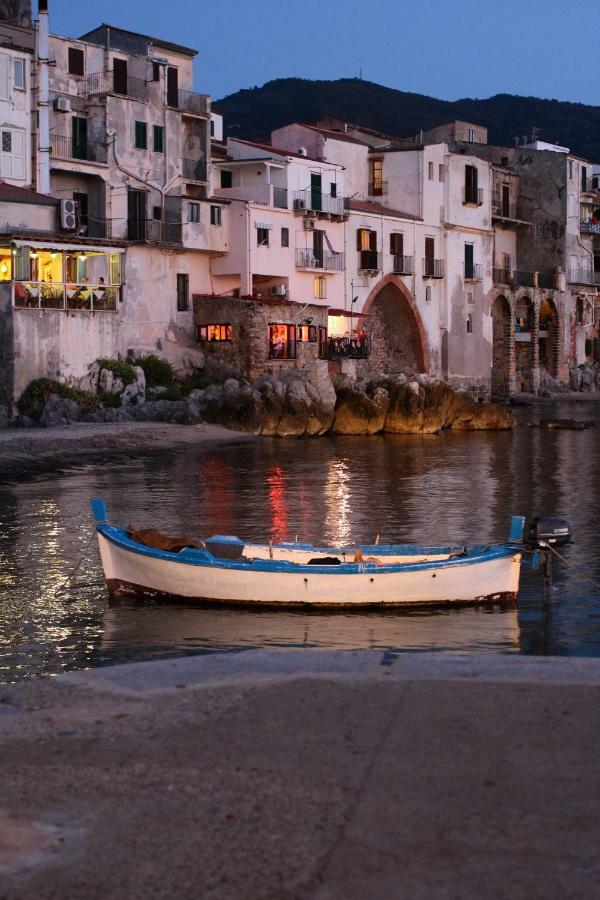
[2,401,600,682]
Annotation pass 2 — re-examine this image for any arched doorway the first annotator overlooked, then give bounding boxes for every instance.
[515,296,535,392]
[538,297,559,377]
[491,295,512,396]
[363,275,428,373]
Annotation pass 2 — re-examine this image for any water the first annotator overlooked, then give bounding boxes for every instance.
[2,401,600,682]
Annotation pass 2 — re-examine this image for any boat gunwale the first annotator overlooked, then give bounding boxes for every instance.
[97,524,521,575]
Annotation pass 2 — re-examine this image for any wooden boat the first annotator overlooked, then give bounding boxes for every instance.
[91,498,527,608]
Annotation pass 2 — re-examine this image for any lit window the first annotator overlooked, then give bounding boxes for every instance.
[197,324,232,341]
[268,323,296,359]
[314,276,326,299]
[188,202,200,223]
[210,205,221,226]
[297,324,317,342]
[13,59,25,90]
[318,326,328,359]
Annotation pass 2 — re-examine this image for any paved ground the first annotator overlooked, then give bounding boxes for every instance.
[0,421,252,483]
[1,651,599,899]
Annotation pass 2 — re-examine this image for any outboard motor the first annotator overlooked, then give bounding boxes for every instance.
[527,516,571,548]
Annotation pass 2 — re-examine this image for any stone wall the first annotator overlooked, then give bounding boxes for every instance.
[193,296,328,380]
[0,284,14,409]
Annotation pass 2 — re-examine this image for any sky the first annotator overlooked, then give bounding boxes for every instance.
[48,0,596,106]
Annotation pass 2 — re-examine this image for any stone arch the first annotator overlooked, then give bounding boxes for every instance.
[515,295,536,392]
[362,275,429,373]
[491,294,514,396]
[538,297,560,378]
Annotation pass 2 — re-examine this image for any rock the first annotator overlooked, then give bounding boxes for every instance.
[121,366,146,406]
[0,404,9,428]
[132,400,188,424]
[333,385,390,435]
[223,378,240,399]
[148,385,167,399]
[98,368,114,394]
[40,394,81,428]
[203,355,240,381]
[15,415,36,428]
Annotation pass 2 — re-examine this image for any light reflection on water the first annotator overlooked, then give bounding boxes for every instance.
[1,399,600,682]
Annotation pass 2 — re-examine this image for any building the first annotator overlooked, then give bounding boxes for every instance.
[0,0,33,187]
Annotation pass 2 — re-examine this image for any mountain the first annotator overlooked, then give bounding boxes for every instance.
[213,78,600,161]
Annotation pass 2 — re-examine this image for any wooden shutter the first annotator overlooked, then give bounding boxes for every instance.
[113,58,127,94]
[425,237,434,260]
[68,47,84,76]
[369,230,377,252]
[167,67,178,107]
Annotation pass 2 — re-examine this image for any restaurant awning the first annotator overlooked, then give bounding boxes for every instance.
[11,239,125,254]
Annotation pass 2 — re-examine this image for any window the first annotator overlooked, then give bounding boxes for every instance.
[0,127,25,179]
[370,158,384,194]
[466,313,473,333]
[438,164,444,182]
[0,53,7,101]
[568,160,573,179]
[390,233,403,256]
[314,276,326,299]
[152,206,162,221]
[425,285,431,302]
[197,324,232,341]
[153,125,164,153]
[501,156,509,167]
[210,120,215,137]
[257,227,269,247]
[110,253,121,285]
[428,161,434,180]
[581,165,588,192]
[330,182,337,198]
[176,273,189,312]
[281,227,289,248]
[13,58,24,90]
[318,326,328,359]
[464,164,479,204]
[467,291,474,305]
[210,205,221,226]
[464,243,474,279]
[468,129,476,143]
[188,202,200,223]
[220,169,232,188]
[151,62,161,82]
[134,121,147,150]
[268,323,296,359]
[356,228,376,251]
[68,47,84,76]
[297,324,317,342]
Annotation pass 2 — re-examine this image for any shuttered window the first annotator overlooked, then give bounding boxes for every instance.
[134,121,147,150]
[153,125,164,153]
[0,128,25,179]
[68,47,84,76]
[390,233,403,256]
[176,273,189,312]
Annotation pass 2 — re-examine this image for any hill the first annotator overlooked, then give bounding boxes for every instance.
[213,78,600,161]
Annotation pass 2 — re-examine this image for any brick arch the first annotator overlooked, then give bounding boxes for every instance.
[362,274,430,373]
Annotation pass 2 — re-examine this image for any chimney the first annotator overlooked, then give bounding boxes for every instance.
[35,0,50,194]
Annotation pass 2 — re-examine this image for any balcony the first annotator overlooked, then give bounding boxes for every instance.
[50,134,108,165]
[181,157,208,182]
[173,89,211,118]
[127,219,182,244]
[13,281,120,312]
[272,186,288,209]
[582,177,600,194]
[292,189,346,217]
[296,249,344,271]
[493,267,512,285]
[569,268,600,286]
[463,187,484,206]
[78,215,113,239]
[357,250,382,272]
[580,220,600,236]
[328,335,370,360]
[392,254,414,275]
[422,258,444,278]
[81,71,148,101]
[368,181,388,196]
[513,270,537,288]
[492,196,530,224]
[464,262,483,281]
[214,184,287,208]
[492,268,558,289]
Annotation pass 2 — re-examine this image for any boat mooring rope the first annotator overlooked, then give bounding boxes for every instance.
[545,544,600,592]
[54,530,97,598]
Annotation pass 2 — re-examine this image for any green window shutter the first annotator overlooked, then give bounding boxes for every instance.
[153,125,164,153]
[135,121,147,150]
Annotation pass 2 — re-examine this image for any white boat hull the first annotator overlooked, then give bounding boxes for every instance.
[98,533,522,608]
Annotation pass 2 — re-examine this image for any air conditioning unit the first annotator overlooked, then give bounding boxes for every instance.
[61,198,77,230]
[293,198,306,210]
[53,96,71,113]
[303,218,315,231]
[270,284,287,297]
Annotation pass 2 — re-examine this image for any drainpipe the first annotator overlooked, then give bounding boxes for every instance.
[36,0,50,194]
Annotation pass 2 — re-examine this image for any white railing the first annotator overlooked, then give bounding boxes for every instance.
[292,189,345,216]
[13,282,119,311]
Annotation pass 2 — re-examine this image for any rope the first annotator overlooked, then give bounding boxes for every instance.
[54,530,97,598]
[545,544,600,592]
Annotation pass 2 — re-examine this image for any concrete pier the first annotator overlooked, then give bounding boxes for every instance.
[1,651,599,899]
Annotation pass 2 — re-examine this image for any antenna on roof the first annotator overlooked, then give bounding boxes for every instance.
[359,67,363,80]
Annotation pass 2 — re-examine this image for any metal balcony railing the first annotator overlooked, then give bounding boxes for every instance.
[569,268,600,286]
[296,249,345,270]
[514,270,536,288]
[493,267,512,285]
[537,272,557,290]
[464,262,483,280]
[292,189,346,216]
[580,220,600,235]
[582,177,600,193]
[175,89,211,117]
[13,281,120,312]
[463,186,484,206]
[422,258,444,278]
[82,71,148,101]
[368,181,388,196]
[127,219,182,244]
[50,134,108,164]
[392,254,414,275]
[328,335,370,360]
[492,197,529,222]
[357,250,382,271]
[77,216,113,239]
[181,157,207,181]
